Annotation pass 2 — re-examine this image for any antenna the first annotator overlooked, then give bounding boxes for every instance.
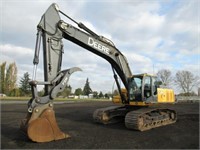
[153,64,155,75]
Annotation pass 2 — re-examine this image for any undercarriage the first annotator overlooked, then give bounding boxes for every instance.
[93,105,177,131]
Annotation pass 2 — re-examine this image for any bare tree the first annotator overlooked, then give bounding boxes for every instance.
[174,70,199,94]
[157,69,172,87]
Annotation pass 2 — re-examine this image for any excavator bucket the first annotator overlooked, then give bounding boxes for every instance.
[20,103,70,142]
[20,67,82,142]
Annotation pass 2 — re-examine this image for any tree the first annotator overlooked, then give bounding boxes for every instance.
[105,92,112,99]
[83,78,92,96]
[99,91,104,98]
[0,62,6,93]
[9,88,21,97]
[74,88,83,96]
[0,62,18,95]
[174,70,199,94]
[58,85,72,98]
[92,91,98,98]
[104,93,109,99]
[5,62,17,95]
[157,69,172,87]
[19,72,31,96]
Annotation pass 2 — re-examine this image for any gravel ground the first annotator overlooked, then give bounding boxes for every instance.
[1,101,199,149]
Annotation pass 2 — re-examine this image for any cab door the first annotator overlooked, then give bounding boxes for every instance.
[143,76,157,102]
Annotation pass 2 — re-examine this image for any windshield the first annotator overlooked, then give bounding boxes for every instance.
[134,77,142,88]
[129,77,142,101]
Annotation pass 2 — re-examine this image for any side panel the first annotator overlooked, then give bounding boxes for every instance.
[157,88,175,103]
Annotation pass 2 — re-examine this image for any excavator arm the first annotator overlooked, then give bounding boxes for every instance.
[20,4,82,142]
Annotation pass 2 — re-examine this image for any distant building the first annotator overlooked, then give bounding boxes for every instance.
[79,95,88,99]
[89,94,93,99]
[0,93,7,97]
[68,95,75,99]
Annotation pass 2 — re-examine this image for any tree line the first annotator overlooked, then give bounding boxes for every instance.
[0,62,32,96]
[0,62,108,98]
[0,62,18,96]
[0,62,199,97]
[57,78,109,98]
[157,69,199,96]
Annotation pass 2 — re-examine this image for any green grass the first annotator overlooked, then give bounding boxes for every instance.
[0,96,110,102]
[0,97,30,101]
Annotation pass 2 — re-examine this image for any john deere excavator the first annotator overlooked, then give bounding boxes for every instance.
[20,3,177,142]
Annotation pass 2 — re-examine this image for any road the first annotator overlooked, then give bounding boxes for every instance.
[1,101,199,149]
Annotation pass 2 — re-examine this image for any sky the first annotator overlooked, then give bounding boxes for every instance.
[0,0,199,94]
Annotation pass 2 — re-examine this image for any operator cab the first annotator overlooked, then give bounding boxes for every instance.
[128,74,162,102]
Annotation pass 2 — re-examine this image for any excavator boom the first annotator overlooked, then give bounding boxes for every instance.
[35,3,133,103]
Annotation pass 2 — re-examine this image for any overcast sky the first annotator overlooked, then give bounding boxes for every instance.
[0,0,199,94]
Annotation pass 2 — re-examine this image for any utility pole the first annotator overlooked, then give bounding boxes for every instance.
[153,64,155,75]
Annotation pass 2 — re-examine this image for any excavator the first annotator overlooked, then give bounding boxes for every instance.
[20,3,177,143]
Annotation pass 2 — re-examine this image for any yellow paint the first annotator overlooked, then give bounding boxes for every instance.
[112,87,175,105]
[129,101,150,106]
[112,95,121,103]
[157,88,175,103]
[112,88,127,103]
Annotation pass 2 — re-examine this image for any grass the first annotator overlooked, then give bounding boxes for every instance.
[0,97,30,101]
[0,96,110,102]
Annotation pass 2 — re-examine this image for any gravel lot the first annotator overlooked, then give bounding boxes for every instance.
[1,101,199,149]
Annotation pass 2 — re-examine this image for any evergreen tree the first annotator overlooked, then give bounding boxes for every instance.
[19,72,31,96]
[99,91,104,98]
[105,92,112,99]
[83,78,92,96]
[92,91,98,98]
[104,93,109,99]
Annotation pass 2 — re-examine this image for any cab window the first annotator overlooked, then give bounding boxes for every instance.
[144,76,151,98]
[152,77,157,95]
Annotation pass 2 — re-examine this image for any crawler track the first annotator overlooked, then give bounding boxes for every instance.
[93,106,129,124]
[93,106,177,131]
[125,108,177,131]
